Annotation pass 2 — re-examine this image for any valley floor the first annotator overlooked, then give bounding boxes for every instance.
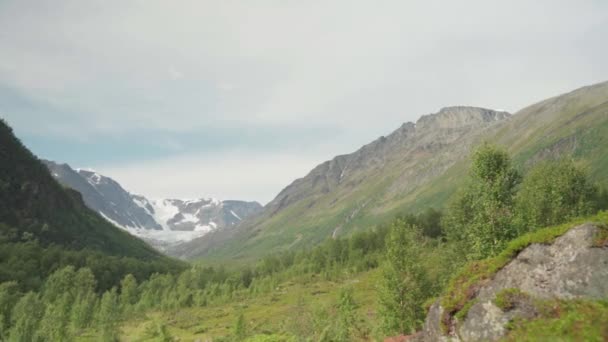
[77,269,381,341]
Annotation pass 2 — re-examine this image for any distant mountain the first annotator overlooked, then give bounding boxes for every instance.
[43,161,163,230]
[43,160,262,250]
[0,119,162,259]
[173,81,608,261]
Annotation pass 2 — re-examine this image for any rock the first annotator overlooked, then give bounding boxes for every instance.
[417,302,460,342]
[418,223,608,341]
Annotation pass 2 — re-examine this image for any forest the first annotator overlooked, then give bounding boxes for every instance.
[1,143,607,341]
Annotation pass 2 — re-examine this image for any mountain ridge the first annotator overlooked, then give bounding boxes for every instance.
[169,106,512,259]
[169,81,608,261]
[43,160,263,250]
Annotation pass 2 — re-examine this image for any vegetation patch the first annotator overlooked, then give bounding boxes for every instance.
[593,224,608,247]
[454,298,477,323]
[493,288,530,312]
[439,211,608,333]
[503,299,608,341]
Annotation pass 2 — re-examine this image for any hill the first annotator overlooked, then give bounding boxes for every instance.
[171,81,608,261]
[0,119,185,291]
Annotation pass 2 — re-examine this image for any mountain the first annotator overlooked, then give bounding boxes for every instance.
[43,161,163,230]
[43,160,263,250]
[169,106,511,259]
[173,81,608,261]
[0,119,163,259]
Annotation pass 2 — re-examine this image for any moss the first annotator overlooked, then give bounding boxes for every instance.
[454,299,477,322]
[439,211,608,333]
[423,297,438,313]
[494,288,530,311]
[592,224,608,247]
[503,299,608,341]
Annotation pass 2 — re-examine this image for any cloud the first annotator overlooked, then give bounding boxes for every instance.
[1,0,608,201]
[95,150,328,205]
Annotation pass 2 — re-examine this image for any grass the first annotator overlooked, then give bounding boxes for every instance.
[439,211,608,333]
[503,299,608,341]
[593,224,608,247]
[80,269,382,341]
[493,288,530,311]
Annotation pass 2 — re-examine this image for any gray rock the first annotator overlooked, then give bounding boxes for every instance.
[419,223,608,341]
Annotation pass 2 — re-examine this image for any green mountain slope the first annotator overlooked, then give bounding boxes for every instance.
[0,119,185,290]
[0,119,161,258]
[176,81,608,262]
[410,81,608,214]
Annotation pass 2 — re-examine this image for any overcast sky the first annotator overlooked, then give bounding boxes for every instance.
[1,0,607,204]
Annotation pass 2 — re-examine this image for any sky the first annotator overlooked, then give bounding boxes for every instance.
[1,0,607,204]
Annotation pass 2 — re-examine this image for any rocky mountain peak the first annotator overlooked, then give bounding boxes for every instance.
[416,106,511,131]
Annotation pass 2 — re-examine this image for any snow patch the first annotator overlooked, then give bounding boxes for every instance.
[132,197,154,216]
[98,211,125,229]
[149,199,180,231]
[179,213,198,223]
[230,210,242,220]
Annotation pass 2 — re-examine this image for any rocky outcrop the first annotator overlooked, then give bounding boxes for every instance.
[417,223,608,341]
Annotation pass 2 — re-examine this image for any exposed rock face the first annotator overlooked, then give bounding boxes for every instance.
[265,107,510,215]
[418,223,608,342]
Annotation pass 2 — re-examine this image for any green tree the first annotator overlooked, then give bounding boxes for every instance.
[70,292,97,332]
[41,266,76,304]
[444,144,520,259]
[37,293,72,341]
[0,282,21,340]
[70,268,98,331]
[119,274,138,313]
[515,159,599,231]
[378,220,429,335]
[97,288,120,342]
[8,292,44,342]
[417,207,444,239]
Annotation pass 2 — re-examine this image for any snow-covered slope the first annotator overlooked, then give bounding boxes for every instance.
[43,160,263,251]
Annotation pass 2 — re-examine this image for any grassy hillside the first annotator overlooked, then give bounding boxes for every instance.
[407,81,608,217]
[187,81,608,262]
